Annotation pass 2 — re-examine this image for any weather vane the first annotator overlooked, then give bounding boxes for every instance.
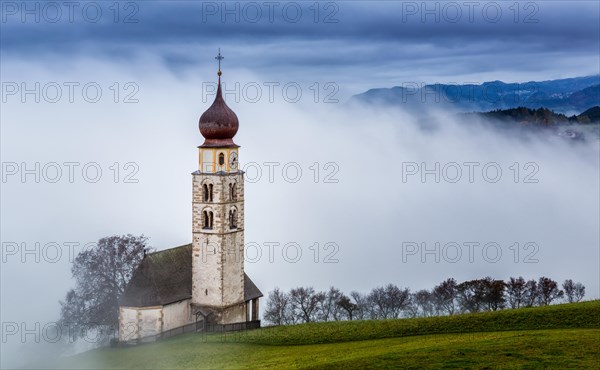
[215,49,224,76]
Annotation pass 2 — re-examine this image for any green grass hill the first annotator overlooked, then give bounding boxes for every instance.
[54,300,600,369]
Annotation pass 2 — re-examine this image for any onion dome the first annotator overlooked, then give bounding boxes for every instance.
[199,50,239,148]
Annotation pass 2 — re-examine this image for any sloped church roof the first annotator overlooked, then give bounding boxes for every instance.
[120,244,262,307]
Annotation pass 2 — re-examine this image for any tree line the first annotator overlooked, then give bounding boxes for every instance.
[263,276,586,325]
[470,106,600,125]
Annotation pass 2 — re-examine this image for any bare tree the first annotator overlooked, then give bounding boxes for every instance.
[318,287,344,322]
[523,279,539,307]
[537,277,564,306]
[562,279,576,303]
[413,289,435,317]
[289,287,324,323]
[404,295,419,318]
[389,285,411,318]
[336,294,358,320]
[457,279,486,313]
[562,279,585,303]
[482,277,506,311]
[368,284,411,319]
[284,303,299,325]
[506,276,527,309]
[368,286,389,319]
[433,278,457,315]
[350,291,370,320]
[59,234,150,339]
[263,287,290,325]
[573,282,586,302]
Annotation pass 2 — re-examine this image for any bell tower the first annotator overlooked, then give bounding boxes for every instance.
[191,50,247,324]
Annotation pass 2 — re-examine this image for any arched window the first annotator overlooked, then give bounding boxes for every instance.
[203,210,213,230]
[229,208,237,229]
[203,183,213,202]
[229,182,237,201]
[218,153,225,166]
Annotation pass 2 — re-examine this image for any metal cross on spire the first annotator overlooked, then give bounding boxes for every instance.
[215,49,224,76]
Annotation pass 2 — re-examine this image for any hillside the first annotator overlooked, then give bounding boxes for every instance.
[350,75,600,114]
[463,106,600,126]
[52,301,600,369]
[458,106,600,141]
[580,106,600,122]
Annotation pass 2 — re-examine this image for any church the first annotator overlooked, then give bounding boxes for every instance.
[118,52,263,342]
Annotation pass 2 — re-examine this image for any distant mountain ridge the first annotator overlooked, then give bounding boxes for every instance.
[351,75,600,114]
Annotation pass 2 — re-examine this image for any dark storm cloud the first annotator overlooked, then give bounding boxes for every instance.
[1,1,598,72]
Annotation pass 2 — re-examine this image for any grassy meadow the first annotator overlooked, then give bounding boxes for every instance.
[54,301,600,369]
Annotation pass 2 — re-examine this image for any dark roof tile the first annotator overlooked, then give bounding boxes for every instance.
[120,243,262,307]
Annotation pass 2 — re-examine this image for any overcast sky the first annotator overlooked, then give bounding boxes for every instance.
[2,1,599,93]
[1,1,599,368]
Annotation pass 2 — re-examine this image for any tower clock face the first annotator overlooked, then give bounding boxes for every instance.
[230,152,238,170]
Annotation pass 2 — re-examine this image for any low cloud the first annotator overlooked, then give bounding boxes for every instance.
[1,56,598,367]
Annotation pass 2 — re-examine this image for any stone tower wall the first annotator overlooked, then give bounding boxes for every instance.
[191,171,245,314]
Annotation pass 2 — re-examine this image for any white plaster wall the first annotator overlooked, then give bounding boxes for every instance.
[118,306,162,340]
[118,307,139,341]
[138,307,162,338]
[162,299,193,331]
